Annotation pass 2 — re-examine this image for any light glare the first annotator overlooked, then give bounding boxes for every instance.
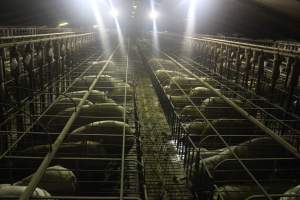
[149,10,159,19]
[181,0,197,56]
[58,22,69,27]
[89,0,110,51]
[109,8,119,18]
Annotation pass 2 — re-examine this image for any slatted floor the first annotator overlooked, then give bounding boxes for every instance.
[134,57,192,200]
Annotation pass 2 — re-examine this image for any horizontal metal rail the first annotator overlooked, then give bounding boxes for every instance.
[194,34,300,51]
[1,196,143,200]
[194,33,276,46]
[200,36,300,55]
[0,32,74,40]
[0,27,72,37]
[158,32,300,56]
[246,194,300,200]
[0,33,94,48]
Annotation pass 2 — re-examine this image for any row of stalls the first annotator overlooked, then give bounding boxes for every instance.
[138,38,300,200]
[158,33,300,115]
[0,32,145,199]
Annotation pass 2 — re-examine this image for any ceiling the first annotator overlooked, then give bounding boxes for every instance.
[0,0,299,40]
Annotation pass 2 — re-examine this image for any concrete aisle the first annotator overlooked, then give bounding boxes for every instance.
[135,58,192,200]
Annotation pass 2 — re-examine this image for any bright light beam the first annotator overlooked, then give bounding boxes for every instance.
[182,0,197,56]
[58,22,69,27]
[149,10,159,20]
[150,0,160,55]
[108,0,126,63]
[108,2,126,196]
[89,0,110,51]
[109,8,119,18]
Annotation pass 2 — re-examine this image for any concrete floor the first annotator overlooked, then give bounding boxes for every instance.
[134,58,192,200]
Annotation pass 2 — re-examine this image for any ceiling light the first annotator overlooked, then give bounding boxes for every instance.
[109,8,119,18]
[58,22,69,27]
[149,10,159,20]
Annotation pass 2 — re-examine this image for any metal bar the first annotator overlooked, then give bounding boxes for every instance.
[120,52,129,199]
[0,33,94,48]
[158,32,300,57]
[246,194,300,200]
[1,196,143,200]
[0,32,74,40]
[19,46,119,200]
[201,36,300,55]
[5,155,140,162]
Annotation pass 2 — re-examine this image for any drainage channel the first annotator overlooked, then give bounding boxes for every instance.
[133,48,192,200]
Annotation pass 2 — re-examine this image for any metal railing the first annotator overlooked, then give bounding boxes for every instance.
[0,32,75,43]
[158,32,300,116]
[0,27,73,37]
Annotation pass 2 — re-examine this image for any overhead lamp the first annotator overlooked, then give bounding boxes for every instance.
[109,8,119,18]
[149,10,158,20]
[58,22,69,27]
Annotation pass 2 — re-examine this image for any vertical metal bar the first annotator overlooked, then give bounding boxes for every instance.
[45,41,52,105]
[38,43,46,112]
[0,53,7,153]
[55,40,61,97]
[219,45,224,75]
[24,43,35,125]
[213,46,218,73]
[243,49,251,88]
[271,53,281,92]
[120,52,129,200]
[286,57,300,111]
[284,56,293,88]
[225,46,230,79]
[11,46,24,132]
[249,50,258,90]
[255,51,265,95]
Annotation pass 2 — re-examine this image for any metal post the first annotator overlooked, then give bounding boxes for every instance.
[271,53,281,92]
[255,51,265,94]
[11,46,24,133]
[286,57,300,111]
[284,56,293,88]
[0,54,7,153]
[243,49,251,88]
[23,43,36,125]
